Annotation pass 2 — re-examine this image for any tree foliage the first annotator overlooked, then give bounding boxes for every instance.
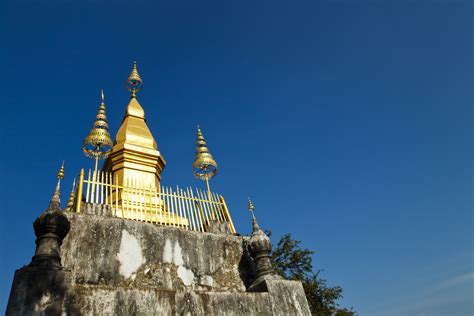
[270,233,356,315]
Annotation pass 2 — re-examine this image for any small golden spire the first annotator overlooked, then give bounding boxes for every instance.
[193,126,218,199]
[57,160,65,180]
[247,196,260,231]
[51,162,65,207]
[126,61,143,98]
[193,126,218,181]
[248,196,255,213]
[83,90,113,172]
[65,178,76,211]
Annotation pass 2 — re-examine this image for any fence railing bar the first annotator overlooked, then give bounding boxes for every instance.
[166,186,171,226]
[213,192,225,222]
[181,188,189,230]
[182,188,193,231]
[98,172,102,205]
[159,186,164,224]
[180,187,189,229]
[176,186,182,228]
[195,189,208,230]
[190,189,204,232]
[172,186,179,227]
[115,174,119,217]
[210,191,221,222]
[109,172,113,206]
[85,169,91,203]
[198,188,212,224]
[173,187,179,227]
[176,186,184,228]
[104,172,108,206]
[187,188,199,232]
[209,190,220,222]
[146,184,151,223]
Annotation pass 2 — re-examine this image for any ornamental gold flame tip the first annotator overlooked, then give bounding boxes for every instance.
[248,197,254,211]
[57,161,65,180]
[193,126,218,181]
[126,61,143,97]
[82,91,113,160]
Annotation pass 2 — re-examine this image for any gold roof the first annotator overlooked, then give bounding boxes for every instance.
[193,126,218,180]
[115,96,158,150]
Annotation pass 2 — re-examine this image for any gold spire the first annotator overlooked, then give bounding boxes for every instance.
[193,126,218,201]
[193,126,218,181]
[50,161,65,207]
[57,161,65,180]
[247,196,260,231]
[65,178,76,211]
[103,62,165,191]
[123,62,146,119]
[248,197,255,213]
[83,90,113,172]
[126,61,143,98]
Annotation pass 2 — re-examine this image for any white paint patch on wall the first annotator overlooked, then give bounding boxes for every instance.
[173,241,184,266]
[177,266,195,286]
[117,230,144,279]
[162,238,195,286]
[163,239,173,263]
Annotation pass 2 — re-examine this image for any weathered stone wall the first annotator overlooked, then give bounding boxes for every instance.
[61,213,253,292]
[7,211,311,315]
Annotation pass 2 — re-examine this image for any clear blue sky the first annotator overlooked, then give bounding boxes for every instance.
[1,1,472,315]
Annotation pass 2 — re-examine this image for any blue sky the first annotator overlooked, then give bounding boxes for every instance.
[1,1,472,315]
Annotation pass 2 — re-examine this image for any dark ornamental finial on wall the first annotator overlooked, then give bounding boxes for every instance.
[29,162,71,269]
[246,197,278,292]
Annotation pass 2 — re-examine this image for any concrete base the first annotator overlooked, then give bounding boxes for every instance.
[7,212,310,315]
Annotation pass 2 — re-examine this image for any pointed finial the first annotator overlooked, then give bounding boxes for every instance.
[65,178,76,211]
[50,162,64,208]
[248,196,260,231]
[82,91,113,161]
[101,89,104,103]
[57,161,65,180]
[193,126,218,180]
[246,196,274,290]
[126,61,143,98]
[248,196,255,213]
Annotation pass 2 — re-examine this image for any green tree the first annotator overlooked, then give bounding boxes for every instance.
[270,233,356,315]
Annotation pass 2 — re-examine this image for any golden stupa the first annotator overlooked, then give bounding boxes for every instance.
[100,62,184,225]
[72,62,235,233]
[103,62,165,188]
